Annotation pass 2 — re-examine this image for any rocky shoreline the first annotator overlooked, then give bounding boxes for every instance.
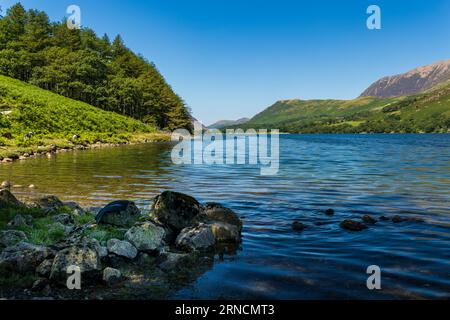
[0,188,242,300]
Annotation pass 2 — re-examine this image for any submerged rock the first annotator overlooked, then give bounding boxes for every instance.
[325,209,335,216]
[96,200,141,228]
[103,267,121,286]
[392,215,424,223]
[0,230,28,247]
[125,222,165,252]
[292,221,306,231]
[175,224,215,252]
[107,239,138,260]
[0,242,54,273]
[340,219,368,231]
[152,191,202,231]
[362,215,377,224]
[49,245,101,284]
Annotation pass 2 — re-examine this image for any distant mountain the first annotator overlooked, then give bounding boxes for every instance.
[208,118,250,129]
[360,59,450,98]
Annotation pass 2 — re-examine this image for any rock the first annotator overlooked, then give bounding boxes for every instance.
[8,214,32,227]
[0,189,22,208]
[125,222,165,252]
[63,202,86,216]
[292,221,306,231]
[49,246,101,284]
[49,222,74,235]
[325,209,335,216]
[340,219,368,231]
[1,181,11,189]
[362,215,377,224]
[28,184,35,189]
[210,222,240,242]
[0,242,54,273]
[53,214,74,225]
[90,238,108,258]
[152,191,202,231]
[158,252,191,272]
[203,203,242,231]
[36,259,54,277]
[1,158,13,163]
[102,267,121,285]
[0,230,28,247]
[95,200,141,228]
[107,239,137,260]
[392,215,406,223]
[34,195,65,214]
[175,224,215,252]
[31,278,51,293]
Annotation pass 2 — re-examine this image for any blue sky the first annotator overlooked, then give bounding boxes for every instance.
[2,0,450,125]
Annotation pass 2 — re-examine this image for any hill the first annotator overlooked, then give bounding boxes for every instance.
[208,118,249,129]
[360,59,450,98]
[0,75,167,160]
[233,81,450,133]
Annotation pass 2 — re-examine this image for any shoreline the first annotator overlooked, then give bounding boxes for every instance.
[0,132,171,165]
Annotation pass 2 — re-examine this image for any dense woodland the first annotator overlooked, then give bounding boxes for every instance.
[0,3,192,131]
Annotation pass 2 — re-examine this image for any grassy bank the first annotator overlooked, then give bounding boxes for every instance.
[0,75,170,161]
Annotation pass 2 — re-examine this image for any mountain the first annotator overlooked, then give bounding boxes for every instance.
[208,118,250,129]
[0,75,168,160]
[231,78,450,134]
[360,59,450,98]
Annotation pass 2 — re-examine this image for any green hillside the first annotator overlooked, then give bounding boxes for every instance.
[0,75,167,159]
[236,82,450,133]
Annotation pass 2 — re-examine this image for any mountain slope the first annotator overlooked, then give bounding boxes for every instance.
[234,81,450,133]
[360,59,450,98]
[0,75,167,159]
[208,118,249,129]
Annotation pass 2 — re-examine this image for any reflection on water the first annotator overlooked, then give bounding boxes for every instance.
[0,134,449,299]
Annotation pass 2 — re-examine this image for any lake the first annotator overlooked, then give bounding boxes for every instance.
[1,134,449,299]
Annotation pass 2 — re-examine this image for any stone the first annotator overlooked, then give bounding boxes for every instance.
[158,252,191,272]
[125,222,165,252]
[63,201,86,216]
[362,215,377,224]
[325,209,335,216]
[36,259,54,277]
[152,191,202,231]
[0,242,54,273]
[53,214,74,225]
[102,267,121,285]
[210,222,240,242]
[107,239,138,260]
[176,225,215,252]
[0,189,22,208]
[292,221,306,231]
[49,246,101,284]
[34,195,65,214]
[0,230,28,247]
[340,219,368,231]
[203,203,242,231]
[392,215,406,223]
[96,200,141,228]
[90,238,108,258]
[49,222,74,235]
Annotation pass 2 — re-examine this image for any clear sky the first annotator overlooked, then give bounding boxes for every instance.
[2,0,450,125]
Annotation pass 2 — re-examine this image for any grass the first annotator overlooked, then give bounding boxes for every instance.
[0,75,170,160]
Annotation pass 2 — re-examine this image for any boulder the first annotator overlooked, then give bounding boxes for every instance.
[95,200,141,228]
[158,252,191,272]
[0,242,54,273]
[34,195,65,214]
[203,203,242,231]
[340,219,368,231]
[103,267,121,286]
[292,221,306,231]
[210,222,240,243]
[0,189,22,208]
[125,222,165,252]
[175,224,215,252]
[152,191,202,231]
[0,230,28,247]
[53,214,74,225]
[36,259,54,277]
[107,239,137,260]
[49,246,102,284]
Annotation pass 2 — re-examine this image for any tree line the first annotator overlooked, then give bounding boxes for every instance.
[0,3,192,131]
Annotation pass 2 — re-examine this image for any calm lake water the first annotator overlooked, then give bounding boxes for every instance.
[1,134,449,299]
